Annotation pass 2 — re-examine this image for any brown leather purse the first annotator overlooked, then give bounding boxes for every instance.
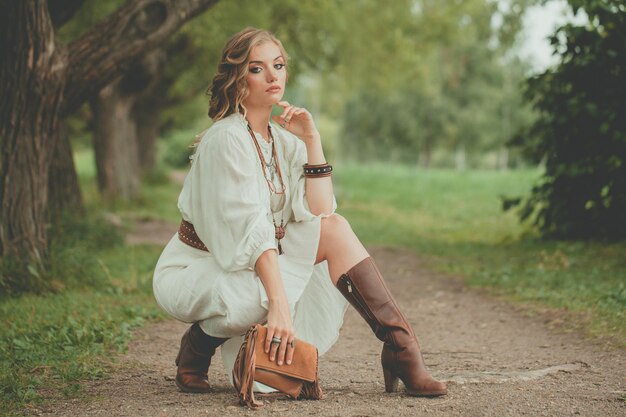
[232,324,323,408]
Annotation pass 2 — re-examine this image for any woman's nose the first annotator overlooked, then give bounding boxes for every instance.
[267,68,278,82]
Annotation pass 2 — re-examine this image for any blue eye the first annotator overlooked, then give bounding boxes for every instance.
[275,63,285,70]
[250,67,262,74]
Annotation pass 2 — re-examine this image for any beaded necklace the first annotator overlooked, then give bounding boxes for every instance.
[246,122,286,255]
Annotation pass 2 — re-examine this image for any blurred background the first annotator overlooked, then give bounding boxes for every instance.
[1,0,624,413]
[62,0,548,175]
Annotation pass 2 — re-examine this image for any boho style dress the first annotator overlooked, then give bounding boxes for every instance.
[153,112,347,390]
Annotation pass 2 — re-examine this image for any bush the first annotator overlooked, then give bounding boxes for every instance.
[159,127,201,169]
[506,1,626,239]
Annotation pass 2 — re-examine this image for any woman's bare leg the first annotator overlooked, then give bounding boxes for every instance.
[315,213,447,397]
[314,213,369,284]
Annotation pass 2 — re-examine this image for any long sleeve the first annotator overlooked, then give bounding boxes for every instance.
[180,127,277,272]
[288,137,337,222]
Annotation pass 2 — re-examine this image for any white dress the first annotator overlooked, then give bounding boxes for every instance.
[152,112,348,389]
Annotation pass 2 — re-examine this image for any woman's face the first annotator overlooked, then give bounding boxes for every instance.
[243,41,287,109]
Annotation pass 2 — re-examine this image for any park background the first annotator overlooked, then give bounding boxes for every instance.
[1,0,624,414]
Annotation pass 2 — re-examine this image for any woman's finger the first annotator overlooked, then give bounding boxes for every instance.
[269,334,281,361]
[271,115,288,128]
[265,328,275,353]
[277,337,288,365]
[291,109,312,124]
[285,338,296,365]
[279,105,294,120]
[283,106,299,123]
[277,100,291,117]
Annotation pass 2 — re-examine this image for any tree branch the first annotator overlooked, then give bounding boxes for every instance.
[63,0,219,115]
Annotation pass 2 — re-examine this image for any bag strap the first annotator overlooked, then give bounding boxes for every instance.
[232,325,263,408]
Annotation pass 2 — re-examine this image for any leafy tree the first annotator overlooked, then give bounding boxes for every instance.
[506,0,626,238]
[338,0,535,167]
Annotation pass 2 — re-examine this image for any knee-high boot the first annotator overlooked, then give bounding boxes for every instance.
[175,322,228,393]
[336,257,447,397]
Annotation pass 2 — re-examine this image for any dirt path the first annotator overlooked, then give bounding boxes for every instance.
[38,221,625,416]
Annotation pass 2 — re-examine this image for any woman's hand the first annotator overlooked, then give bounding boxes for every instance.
[264,299,296,366]
[272,101,320,142]
[255,250,295,366]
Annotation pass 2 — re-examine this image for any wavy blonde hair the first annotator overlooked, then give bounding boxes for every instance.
[207,27,289,121]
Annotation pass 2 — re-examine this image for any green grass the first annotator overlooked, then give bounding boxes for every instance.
[0,242,166,415]
[334,164,626,344]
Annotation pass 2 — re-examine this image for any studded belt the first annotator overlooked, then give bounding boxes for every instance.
[178,219,208,252]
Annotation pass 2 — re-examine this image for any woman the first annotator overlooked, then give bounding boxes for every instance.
[153,27,447,398]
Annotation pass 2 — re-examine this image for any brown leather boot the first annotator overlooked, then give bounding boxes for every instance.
[337,257,447,397]
[175,322,228,393]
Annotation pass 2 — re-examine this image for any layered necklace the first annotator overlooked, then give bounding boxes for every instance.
[245,121,287,255]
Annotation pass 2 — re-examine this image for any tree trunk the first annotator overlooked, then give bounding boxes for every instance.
[455,143,466,170]
[48,121,84,218]
[135,48,168,175]
[91,82,141,200]
[135,99,161,175]
[419,138,432,169]
[90,47,168,197]
[498,146,509,171]
[0,1,66,268]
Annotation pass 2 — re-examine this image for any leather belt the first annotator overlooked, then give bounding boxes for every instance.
[178,219,209,252]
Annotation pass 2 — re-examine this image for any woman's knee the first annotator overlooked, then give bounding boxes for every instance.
[320,213,351,240]
[317,214,353,263]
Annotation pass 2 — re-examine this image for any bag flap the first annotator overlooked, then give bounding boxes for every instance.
[254,326,318,382]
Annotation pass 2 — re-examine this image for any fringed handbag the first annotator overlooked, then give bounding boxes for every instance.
[232,324,323,408]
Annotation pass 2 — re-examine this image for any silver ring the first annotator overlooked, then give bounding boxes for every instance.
[271,336,282,344]
[279,122,286,128]
[289,339,296,348]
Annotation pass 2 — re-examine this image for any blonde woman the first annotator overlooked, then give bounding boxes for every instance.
[152,27,447,398]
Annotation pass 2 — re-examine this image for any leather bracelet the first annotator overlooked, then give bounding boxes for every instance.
[303,163,332,177]
[305,172,332,178]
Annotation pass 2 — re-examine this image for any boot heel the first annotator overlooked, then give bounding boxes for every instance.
[383,368,399,393]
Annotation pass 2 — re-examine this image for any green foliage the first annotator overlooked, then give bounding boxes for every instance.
[337,0,536,167]
[56,0,125,43]
[341,89,442,164]
[159,124,201,169]
[507,0,626,238]
[336,164,626,343]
